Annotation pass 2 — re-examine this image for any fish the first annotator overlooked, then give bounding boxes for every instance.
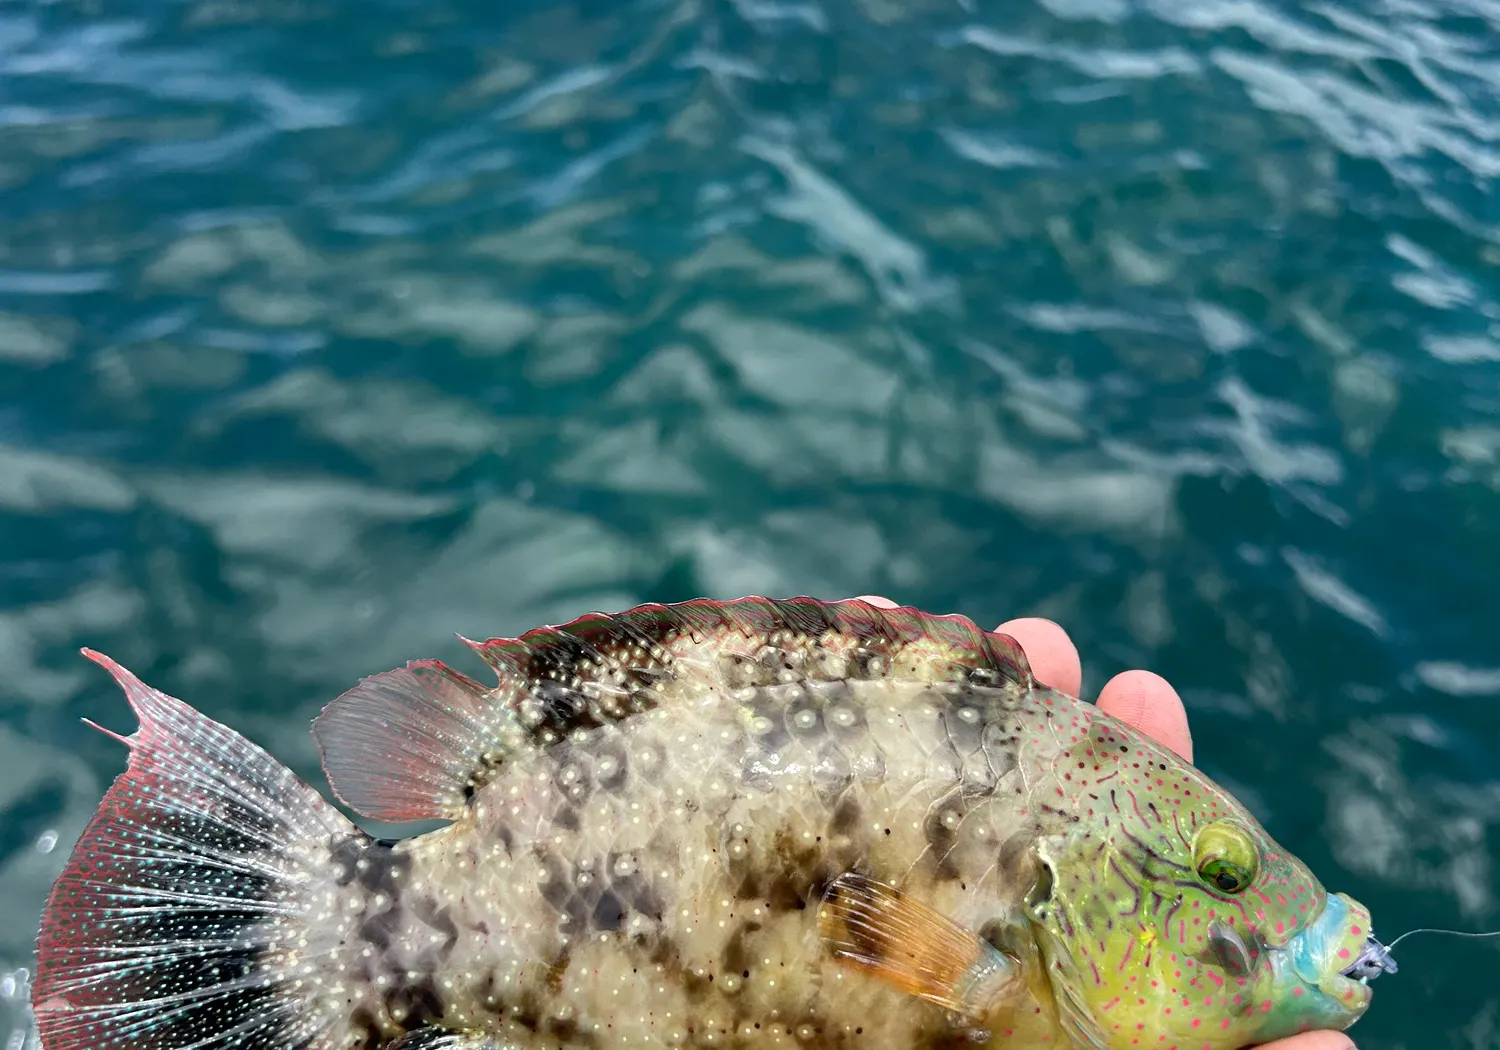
[30,596,1391,1050]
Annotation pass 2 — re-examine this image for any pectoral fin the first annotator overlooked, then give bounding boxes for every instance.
[816,872,1019,1021]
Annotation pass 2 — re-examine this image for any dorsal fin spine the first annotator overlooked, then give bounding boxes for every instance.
[460,597,1034,695]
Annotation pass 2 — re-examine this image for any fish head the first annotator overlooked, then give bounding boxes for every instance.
[1019,705,1378,1049]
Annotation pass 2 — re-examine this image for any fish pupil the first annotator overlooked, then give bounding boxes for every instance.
[1214,870,1241,892]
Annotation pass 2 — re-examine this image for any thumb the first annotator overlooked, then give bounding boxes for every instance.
[1258,1032,1355,1050]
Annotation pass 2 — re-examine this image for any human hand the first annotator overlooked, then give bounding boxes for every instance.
[854,597,1356,1050]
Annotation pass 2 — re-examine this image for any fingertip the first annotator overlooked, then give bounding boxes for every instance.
[1096,669,1193,763]
[1257,1033,1355,1050]
[855,604,1190,762]
[994,618,1082,698]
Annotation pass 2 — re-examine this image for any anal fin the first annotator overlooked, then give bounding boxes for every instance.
[312,660,515,823]
[817,872,1019,1022]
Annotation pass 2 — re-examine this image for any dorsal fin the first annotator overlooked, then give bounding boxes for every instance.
[461,597,1032,693]
[312,597,1033,824]
[312,659,506,823]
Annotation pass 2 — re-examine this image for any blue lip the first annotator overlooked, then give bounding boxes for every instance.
[1289,893,1353,986]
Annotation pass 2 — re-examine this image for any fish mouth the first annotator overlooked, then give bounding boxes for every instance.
[1284,892,1386,1015]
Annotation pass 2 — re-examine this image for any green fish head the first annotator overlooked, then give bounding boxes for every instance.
[1025,707,1377,1049]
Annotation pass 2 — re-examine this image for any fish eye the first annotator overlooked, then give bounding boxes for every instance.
[1192,822,1259,895]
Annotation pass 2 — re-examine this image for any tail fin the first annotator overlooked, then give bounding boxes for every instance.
[33,650,365,1050]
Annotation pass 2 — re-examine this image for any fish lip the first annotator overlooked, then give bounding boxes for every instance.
[1325,966,1375,1008]
[1269,940,1373,1015]
[1281,944,1373,1011]
[1283,892,1382,1013]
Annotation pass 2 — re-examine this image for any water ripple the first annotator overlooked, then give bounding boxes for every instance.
[0,0,1498,1046]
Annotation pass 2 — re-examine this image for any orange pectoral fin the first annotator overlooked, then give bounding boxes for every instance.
[817,872,1019,1021]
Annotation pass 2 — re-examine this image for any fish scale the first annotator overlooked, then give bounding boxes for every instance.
[30,597,1388,1050]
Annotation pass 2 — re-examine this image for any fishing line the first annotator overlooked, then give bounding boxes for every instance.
[1386,927,1500,950]
[1346,926,1500,980]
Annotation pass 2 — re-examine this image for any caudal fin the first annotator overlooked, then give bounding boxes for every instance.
[33,650,364,1050]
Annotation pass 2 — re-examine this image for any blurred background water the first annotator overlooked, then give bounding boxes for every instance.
[1,0,1498,1046]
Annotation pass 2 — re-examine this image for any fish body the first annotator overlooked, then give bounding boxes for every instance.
[31,597,1382,1050]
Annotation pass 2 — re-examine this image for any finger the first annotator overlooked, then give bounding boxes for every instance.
[994,618,1082,699]
[1258,1032,1354,1050]
[1096,670,1193,763]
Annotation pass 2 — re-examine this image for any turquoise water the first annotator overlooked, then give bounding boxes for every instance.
[1,0,1497,1046]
